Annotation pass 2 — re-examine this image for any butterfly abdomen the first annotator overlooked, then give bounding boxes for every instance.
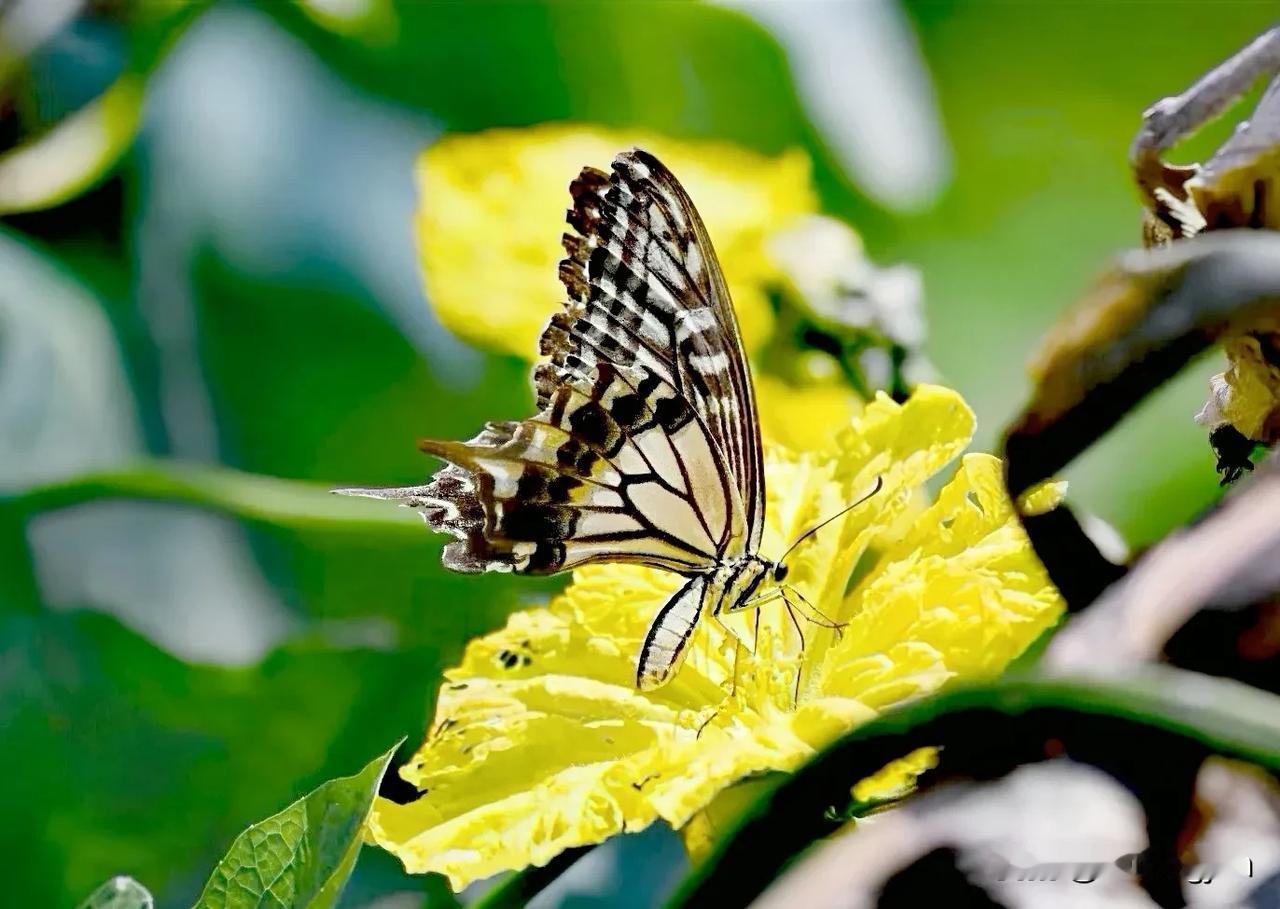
[637,556,772,689]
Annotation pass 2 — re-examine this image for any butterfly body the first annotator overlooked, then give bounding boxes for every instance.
[637,553,779,689]
[337,149,774,690]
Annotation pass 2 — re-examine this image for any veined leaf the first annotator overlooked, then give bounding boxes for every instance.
[0,606,447,908]
[193,743,401,909]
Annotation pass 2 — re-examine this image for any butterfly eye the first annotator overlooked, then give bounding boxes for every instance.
[773,563,789,582]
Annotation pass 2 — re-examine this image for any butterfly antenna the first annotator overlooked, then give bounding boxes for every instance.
[775,475,884,569]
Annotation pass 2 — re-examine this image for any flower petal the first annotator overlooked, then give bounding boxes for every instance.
[851,746,939,805]
[789,385,977,657]
[1201,334,1280,442]
[754,371,862,452]
[821,453,1064,699]
[368,565,711,888]
[368,388,1062,891]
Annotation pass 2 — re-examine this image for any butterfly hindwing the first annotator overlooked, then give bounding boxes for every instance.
[406,359,732,575]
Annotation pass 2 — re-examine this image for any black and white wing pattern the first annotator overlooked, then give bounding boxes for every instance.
[550,150,766,556]
[336,149,765,583]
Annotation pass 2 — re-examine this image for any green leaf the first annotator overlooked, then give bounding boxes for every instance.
[667,667,1280,908]
[184,257,562,633]
[0,502,39,614]
[0,2,210,214]
[8,453,556,645]
[0,608,447,908]
[294,0,395,40]
[193,742,400,909]
[76,877,154,909]
[257,1,806,150]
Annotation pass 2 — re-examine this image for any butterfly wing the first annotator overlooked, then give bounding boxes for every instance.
[550,149,765,553]
[336,149,763,576]
[428,359,739,573]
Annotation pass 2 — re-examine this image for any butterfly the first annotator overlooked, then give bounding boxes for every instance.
[337,149,870,691]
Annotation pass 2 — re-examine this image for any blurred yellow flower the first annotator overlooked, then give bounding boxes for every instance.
[368,385,1064,889]
[1196,332,1280,445]
[416,123,816,361]
[754,370,862,453]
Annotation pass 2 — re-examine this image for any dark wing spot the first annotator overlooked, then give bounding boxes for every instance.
[516,466,548,500]
[503,504,572,540]
[653,394,691,431]
[637,370,662,397]
[556,438,583,468]
[546,474,582,502]
[527,542,566,572]
[587,244,613,281]
[569,400,614,449]
[611,393,645,429]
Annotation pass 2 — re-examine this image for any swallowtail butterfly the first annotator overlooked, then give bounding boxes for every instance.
[338,149,862,690]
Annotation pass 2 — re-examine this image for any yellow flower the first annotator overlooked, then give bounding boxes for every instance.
[368,386,1064,889]
[415,124,816,361]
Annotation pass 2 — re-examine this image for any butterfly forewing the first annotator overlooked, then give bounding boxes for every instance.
[553,151,766,554]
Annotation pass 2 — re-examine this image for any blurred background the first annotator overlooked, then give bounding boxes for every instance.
[1,2,1275,907]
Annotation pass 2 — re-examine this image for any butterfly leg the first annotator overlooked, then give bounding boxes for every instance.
[780,591,806,708]
[782,584,846,643]
[727,588,782,657]
[703,611,743,697]
[694,614,743,739]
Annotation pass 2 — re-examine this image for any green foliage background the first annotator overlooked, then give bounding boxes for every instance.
[2,2,1274,906]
